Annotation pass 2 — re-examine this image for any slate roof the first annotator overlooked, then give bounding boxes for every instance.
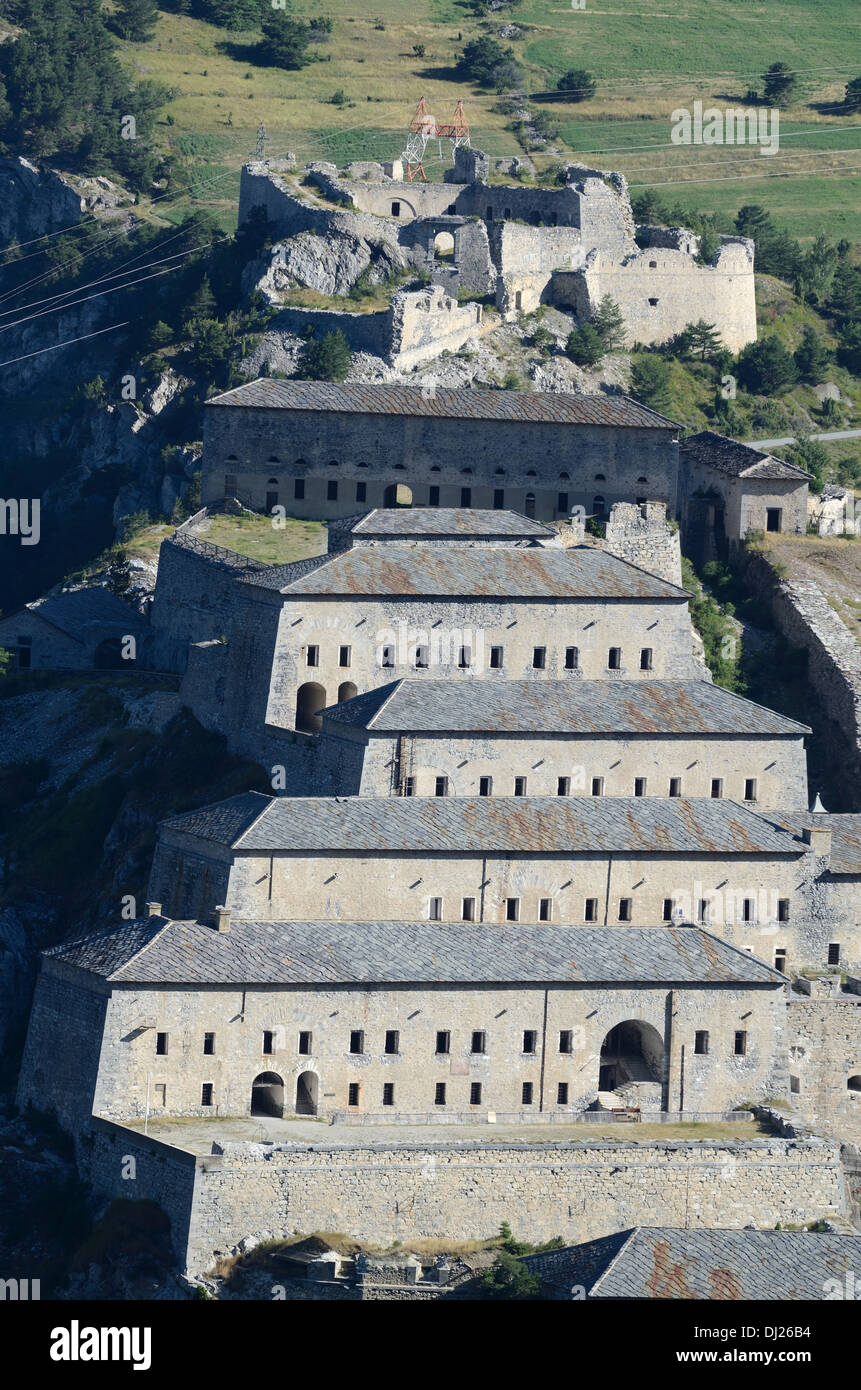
[320,678,810,737]
[776,813,861,875]
[4,588,147,644]
[681,430,812,481]
[44,921,785,987]
[522,1228,860,1300]
[346,508,555,540]
[246,544,690,600]
[161,793,806,857]
[206,379,680,430]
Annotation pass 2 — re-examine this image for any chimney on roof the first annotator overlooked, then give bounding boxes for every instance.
[214,905,231,934]
[802,825,832,860]
[146,901,162,917]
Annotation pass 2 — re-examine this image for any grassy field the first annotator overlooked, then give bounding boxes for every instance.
[119,0,860,241]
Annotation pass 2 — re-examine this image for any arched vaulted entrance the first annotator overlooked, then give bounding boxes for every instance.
[598,1020,664,1093]
[251,1072,284,1118]
[295,681,326,734]
[296,1072,318,1116]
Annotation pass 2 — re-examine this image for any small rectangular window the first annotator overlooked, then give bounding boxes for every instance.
[436,1030,450,1055]
[306,645,319,668]
[338,645,351,667]
[538,897,552,922]
[471,1031,486,1054]
[711,778,723,799]
[591,776,604,797]
[775,949,787,972]
[384,1030,399,1055]
[506,897,520,922]
[391,200,401,217]
[434,1082,447,1106]
[382,1082,394,1106]
[458,645,471,669]
[618,898,632,922]
[428,896,443,921]
[381,644,395,669]
[734,1030,747,1056]
[558,492,569,514]
[669,777,682,797]
[350,1030,364,1054]
[634,777,647,797]
[777,899,790,922]
[584,898,598,922]
[428,485,440,506]
[648,297,659,307]
[348,1082,360,1107]
[154,1083,166,1107]
[262,1030,274,1055]
[224,474,238,498]
[156,1032,168,1056]
[355,481,367,503]
[489,645,504,669]
[414,645,429,669]
[694,1030,709,1055]
[564,646,579,671]
[203,1032,215,1055]
[521,1081,534,1105]
[298,1030,312,1055]
[479,776,493,796]
[557,776,570,796]
[462,897,476,922]
[640,647,653,671]
[493,489,505,509]
[742,898,754,923]
[327,480,338,502]
[522,1030,537,1054]
[662,898,674,921]
[608,647,622,670]
[532,647,546,670]
[201,1083,213,1107]
[294,478,305,500]
[435,776,449,797]
[744,778,757,802]
[460,487,472,507]
[559,1030,573,1054]
[470,1082,482,1105]
[514,776,527,796]
[699,898,710,923]
[828,943,841,965]
[402,776,415,797]
[557,1082,569,1105]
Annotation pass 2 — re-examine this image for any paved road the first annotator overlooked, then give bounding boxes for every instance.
[744,429,861,449]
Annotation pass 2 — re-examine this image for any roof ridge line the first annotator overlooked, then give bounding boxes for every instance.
[107,916,175,981]
[587,1227,641,1295]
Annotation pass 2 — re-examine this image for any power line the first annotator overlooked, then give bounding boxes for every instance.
[0,321,130,369]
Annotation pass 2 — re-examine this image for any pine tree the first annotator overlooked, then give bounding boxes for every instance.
[259,13,311,69]
[300,329,352,382]
[592,296,626,353]
[109,0,159,42]
[630,356,672,413]
[565,324,604,367]
[762,62,797,108]
[794,326,830,383]
[686,320,723,361]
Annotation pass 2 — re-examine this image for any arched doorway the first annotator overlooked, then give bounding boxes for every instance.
[433,230,454,260]
[383,483,413,507]
[295,681,326,734]
[524,492,536,519]
[598,1020,664,1092]
[296,1071,318,1116]
[251,1071,284,1118]
[337,680,358,703]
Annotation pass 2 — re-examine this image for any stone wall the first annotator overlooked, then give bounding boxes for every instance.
[80,1120,848,1274]
[16,963,109,1133]
[741,550,861,807]
[148,536,267,674]
[603,502,683,587]
[787,997,861,1142]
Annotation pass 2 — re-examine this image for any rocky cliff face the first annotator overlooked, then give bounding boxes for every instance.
[0,155,134,247]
